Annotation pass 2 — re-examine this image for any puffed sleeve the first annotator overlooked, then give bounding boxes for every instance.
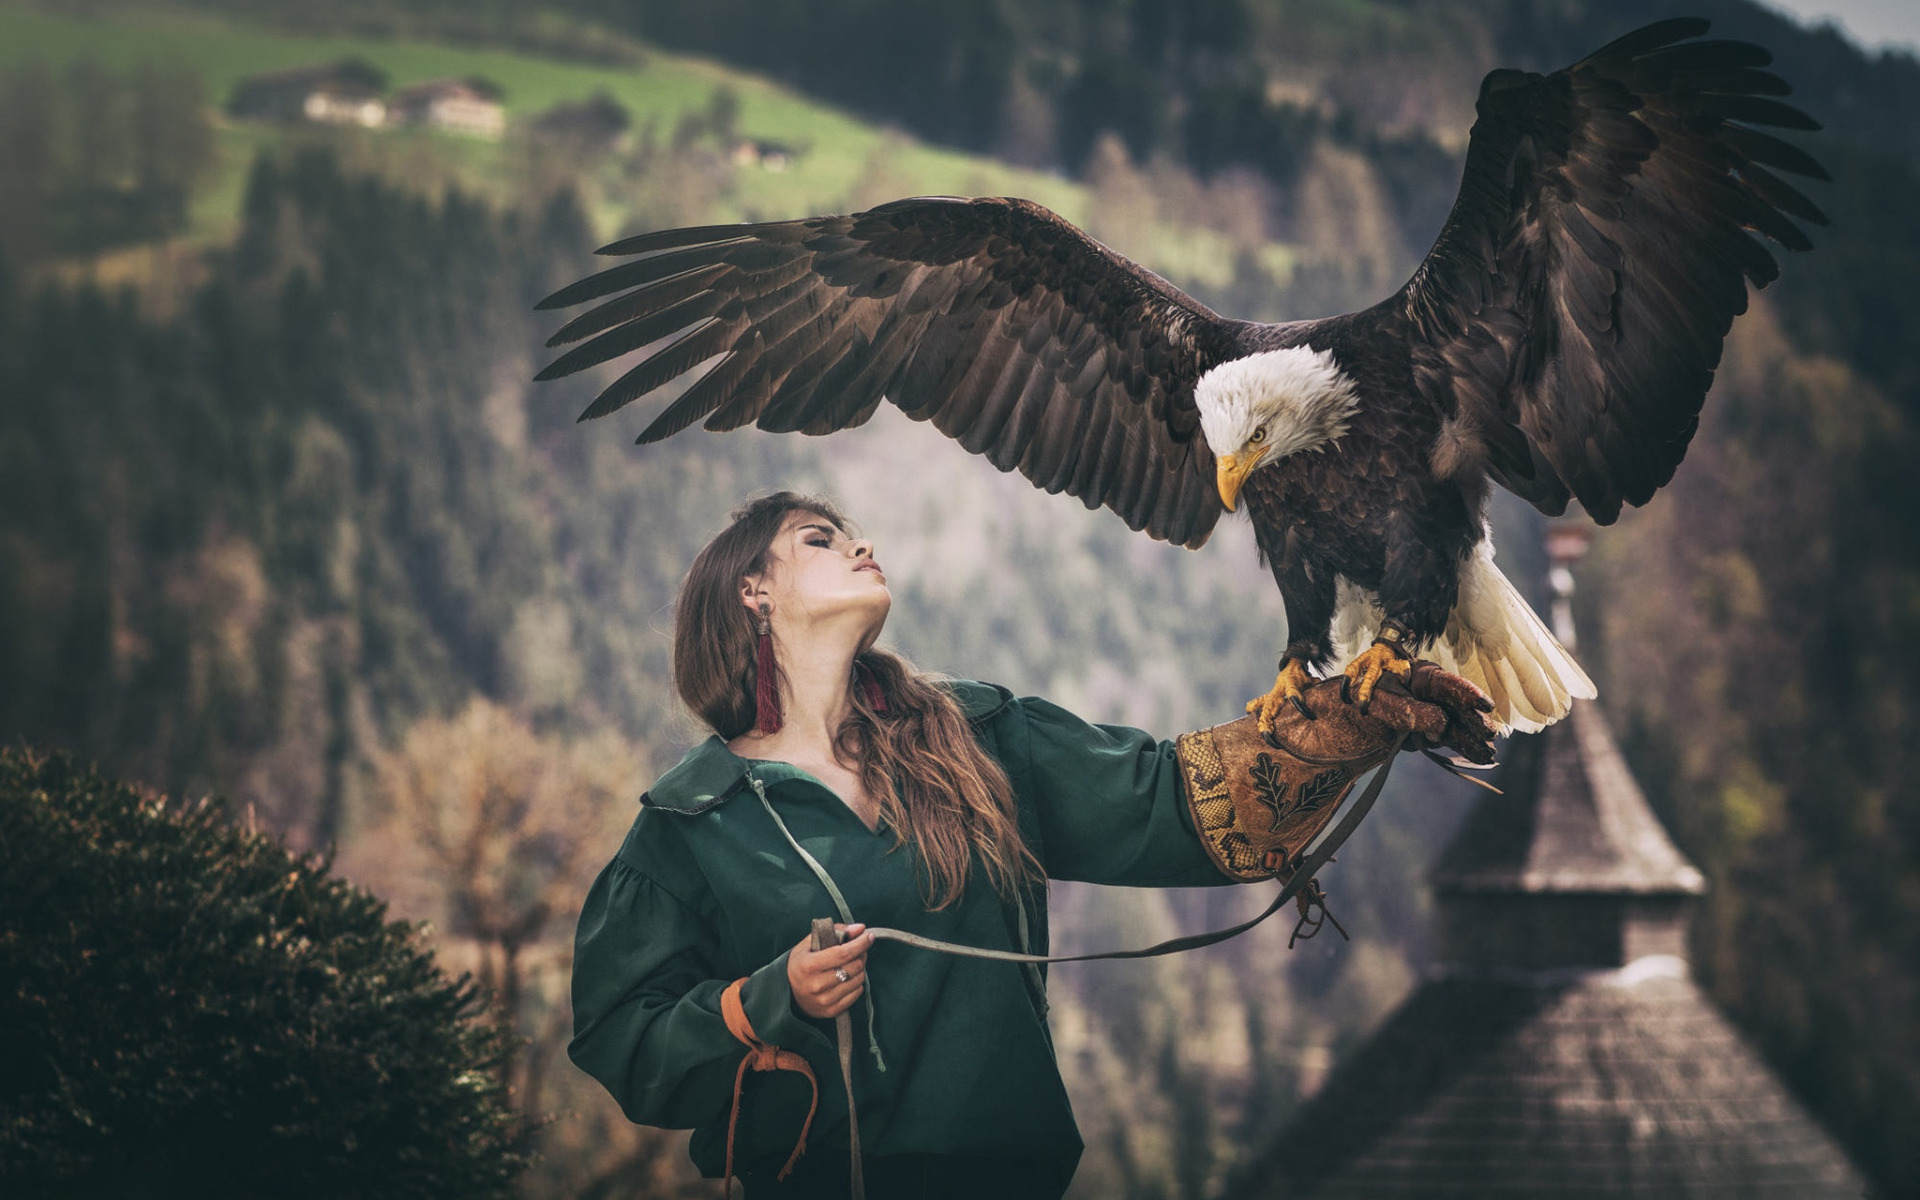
[1001,695,1239,888]
[567,855,832,1127]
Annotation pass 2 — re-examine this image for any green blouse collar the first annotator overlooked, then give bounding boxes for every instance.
[639,736,752,814]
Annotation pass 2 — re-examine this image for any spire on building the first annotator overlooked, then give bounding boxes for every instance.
[1227,520,1869,1199]
[1431,523,1703,974]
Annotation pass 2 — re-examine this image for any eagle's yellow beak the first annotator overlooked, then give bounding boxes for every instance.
[1216,452,1256,512]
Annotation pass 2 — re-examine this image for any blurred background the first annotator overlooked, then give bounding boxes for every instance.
[0,0,1914,1196]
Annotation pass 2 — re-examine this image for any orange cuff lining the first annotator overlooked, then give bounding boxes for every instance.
[720,976,819,1198]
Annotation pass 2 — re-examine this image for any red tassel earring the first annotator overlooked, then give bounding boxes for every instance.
[754,601,782,734]
[855,659,888,713]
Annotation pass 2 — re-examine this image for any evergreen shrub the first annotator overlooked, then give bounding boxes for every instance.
[0,747,525,1198]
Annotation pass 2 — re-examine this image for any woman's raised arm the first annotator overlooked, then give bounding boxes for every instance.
[987,694,1240,889]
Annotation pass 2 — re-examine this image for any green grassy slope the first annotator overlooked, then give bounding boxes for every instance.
[0,3,1283,289]
[0,5,1076,224]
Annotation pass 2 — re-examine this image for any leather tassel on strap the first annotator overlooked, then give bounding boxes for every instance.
[719,978,818,1198]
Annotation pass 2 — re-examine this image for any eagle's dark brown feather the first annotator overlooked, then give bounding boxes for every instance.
[534,18,1827,681]
[1335,16,1829,524]
[536,196,1244,549]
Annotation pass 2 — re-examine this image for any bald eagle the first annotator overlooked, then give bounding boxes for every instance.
[533,18,1826,734]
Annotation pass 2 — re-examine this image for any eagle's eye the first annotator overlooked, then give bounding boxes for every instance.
[1248,428,1268,445]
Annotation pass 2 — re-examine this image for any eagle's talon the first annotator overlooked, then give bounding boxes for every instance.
[1342,640,1414,711]
[1248,658,1317,735]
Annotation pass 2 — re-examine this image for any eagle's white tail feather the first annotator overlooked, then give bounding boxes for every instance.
[1330,543,1596,734]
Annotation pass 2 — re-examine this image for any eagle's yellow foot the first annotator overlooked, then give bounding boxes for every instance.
[1342,640,1413,712]
[1248,657,1318,733]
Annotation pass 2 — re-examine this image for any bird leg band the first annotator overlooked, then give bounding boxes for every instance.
[1370,618,1414,658]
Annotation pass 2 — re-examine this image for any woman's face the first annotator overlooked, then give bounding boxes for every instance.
[744,510,891,645]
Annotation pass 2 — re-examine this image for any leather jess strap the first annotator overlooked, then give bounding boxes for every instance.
[720,977,819,1199]
[722,740,1406,1200]
[806,744,1405,1200]
[864,735,1406,965]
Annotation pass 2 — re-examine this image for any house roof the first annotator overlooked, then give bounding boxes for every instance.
[391,77,505,104]
[1234,968,1868,1198]
[1432,700,1705,896]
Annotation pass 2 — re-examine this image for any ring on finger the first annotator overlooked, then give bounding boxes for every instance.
[834,967,850,984]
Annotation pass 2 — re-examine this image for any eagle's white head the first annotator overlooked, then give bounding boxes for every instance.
[1193,346,1362,511]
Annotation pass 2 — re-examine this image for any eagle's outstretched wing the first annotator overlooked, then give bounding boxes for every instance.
[1332,17,1828,522]
[535,196,1244,548]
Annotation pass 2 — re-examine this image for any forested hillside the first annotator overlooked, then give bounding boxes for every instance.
[3,1,1917,1196]
[0,33,1453,1196]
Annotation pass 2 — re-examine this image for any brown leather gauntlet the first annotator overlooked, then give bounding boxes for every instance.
[1176,668,1494,882]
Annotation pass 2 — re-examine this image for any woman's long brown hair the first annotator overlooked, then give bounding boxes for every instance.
[673,491,1041,908]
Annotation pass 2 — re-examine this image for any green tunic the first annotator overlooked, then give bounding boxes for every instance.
[568,681,1235,1191]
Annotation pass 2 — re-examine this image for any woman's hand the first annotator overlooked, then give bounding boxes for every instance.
[786,922,873,1018]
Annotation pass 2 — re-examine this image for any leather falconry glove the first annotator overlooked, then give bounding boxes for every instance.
[1175,663,1495,884]
[1401,659,1498,765]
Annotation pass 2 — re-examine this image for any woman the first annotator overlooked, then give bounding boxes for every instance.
[568,491,1406,1198]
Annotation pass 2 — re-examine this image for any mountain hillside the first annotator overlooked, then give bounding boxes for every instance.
[2,2,1915,1196]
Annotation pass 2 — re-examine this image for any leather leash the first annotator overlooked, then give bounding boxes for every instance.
[816,736,1404,1196]
[868,732,1403,964]
[810,918,864,1200]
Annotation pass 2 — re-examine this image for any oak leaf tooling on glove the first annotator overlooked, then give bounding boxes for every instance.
[1176,663,1495,883]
